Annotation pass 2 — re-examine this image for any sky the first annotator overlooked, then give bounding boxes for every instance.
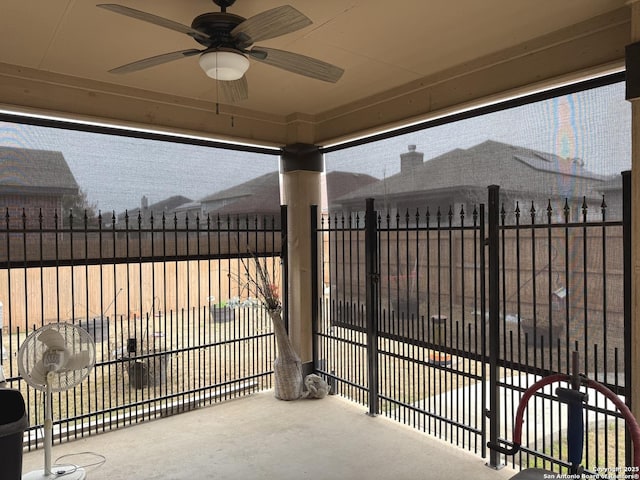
[0,81,631,215]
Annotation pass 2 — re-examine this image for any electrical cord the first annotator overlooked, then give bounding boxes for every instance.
[53,451,107,476]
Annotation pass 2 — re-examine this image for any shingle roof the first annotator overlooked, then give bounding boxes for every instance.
[119,195,193,222]
[206,172,280,216]
[200,172,278,204]
[0,147,78,194]
[598,174,623,192]
[326,171,378,204]
[338,140,609,203]
[202,171,378,216]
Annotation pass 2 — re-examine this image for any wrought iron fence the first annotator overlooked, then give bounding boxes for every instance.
[490,182,630,472]
[314,173,631,473]
[314,202,488,454]
[0,207,285,450]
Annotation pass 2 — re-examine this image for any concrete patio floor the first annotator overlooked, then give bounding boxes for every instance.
[22,391,519,480]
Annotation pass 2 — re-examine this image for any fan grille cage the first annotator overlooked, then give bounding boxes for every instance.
[18,323,96,392]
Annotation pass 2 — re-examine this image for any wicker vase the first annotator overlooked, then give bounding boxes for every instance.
[268,309,303,400]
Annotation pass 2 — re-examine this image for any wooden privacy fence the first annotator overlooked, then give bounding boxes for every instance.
[0,260,262,329]
[0,212,284,331]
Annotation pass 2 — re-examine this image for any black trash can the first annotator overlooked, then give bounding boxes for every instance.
[0,389,28,480]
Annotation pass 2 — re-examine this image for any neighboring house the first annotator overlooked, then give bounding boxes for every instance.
[200,171,281,228]
[172,200,204,226]
[325,171,379,214]
[190,170,378,228]
[118,195,193,228]
[115,171,378,231]
[0,146,79,230]
[598,175,624,217]
[329,141,627,348]
[334,141,621,223]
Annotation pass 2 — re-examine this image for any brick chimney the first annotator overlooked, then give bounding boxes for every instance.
[400,145,423,173]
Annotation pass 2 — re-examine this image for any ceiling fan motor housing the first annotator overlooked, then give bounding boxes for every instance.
[191,12,245,48]
[43,350,65,371]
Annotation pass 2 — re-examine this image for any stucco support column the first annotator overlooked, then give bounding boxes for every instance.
[628,0,640,425]
[280,143,322,378]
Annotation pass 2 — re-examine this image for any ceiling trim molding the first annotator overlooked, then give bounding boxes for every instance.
[0,62,290,147]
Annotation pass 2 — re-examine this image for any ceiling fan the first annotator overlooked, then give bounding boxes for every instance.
[97,1,344,102]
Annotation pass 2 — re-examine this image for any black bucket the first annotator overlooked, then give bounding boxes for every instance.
[0,389,28,480]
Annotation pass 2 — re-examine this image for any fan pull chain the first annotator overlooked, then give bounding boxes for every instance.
[215,77,220,115]
[213,79,233,127]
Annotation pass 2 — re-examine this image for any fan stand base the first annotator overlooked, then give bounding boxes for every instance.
[22,465,86,479]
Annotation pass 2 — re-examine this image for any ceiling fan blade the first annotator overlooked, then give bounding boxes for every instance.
[249,47,344,83]
[109,49,203,74]
[38,328,66,350]
[219,76,249,103]
[231,5,311,48]
[64,350,92,371]
[97,4,210,42]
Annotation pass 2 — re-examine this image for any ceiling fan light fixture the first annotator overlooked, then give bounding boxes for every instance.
[199,50,249,81]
